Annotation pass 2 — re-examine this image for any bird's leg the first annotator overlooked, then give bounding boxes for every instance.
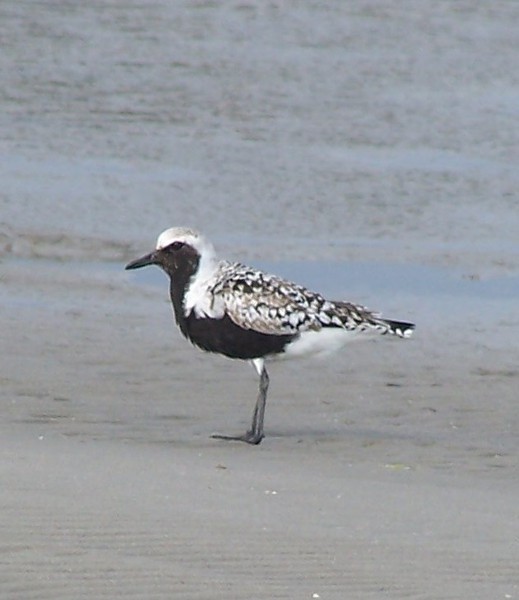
[247,366,269,442]
[212,359,268,445]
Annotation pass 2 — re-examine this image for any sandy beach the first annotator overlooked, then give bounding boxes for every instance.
[1,1,518,598]
[1,256,518,598]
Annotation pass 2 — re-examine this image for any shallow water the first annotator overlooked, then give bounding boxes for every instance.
[126,256,519,301]
[1,0,518,273]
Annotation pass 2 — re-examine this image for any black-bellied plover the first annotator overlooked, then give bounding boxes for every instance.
[125,227,415,445]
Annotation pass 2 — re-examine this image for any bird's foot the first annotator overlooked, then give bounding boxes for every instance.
[211,430,264,445]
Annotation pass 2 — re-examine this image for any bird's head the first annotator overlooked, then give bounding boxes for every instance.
[125,227,217,279]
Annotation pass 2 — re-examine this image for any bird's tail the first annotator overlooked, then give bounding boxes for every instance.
[382,319,415,338]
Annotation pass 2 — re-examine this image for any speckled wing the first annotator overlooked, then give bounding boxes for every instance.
[211,263,387,336]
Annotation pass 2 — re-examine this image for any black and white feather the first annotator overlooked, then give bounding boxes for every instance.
[215,263,412,336]
[126,227,415,444]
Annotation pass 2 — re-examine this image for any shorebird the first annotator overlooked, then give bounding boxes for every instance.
[125,227,415,445]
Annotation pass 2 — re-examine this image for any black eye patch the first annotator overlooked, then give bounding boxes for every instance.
[169,241,185,251]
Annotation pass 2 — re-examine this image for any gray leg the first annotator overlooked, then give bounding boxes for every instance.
[212,359,268,445]
[247,366,269,442]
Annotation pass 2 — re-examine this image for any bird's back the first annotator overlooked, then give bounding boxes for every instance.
[208,262,414,339]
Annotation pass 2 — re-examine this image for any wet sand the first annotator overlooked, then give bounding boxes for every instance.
[1,258,518,598]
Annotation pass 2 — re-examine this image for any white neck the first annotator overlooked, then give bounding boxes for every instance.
[183,247,221,318]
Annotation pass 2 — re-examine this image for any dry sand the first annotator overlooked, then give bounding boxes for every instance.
[1,258,517,599]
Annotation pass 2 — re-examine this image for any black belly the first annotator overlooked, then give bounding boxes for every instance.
[181,313,296,360]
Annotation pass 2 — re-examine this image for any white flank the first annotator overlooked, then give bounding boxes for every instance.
[280,328,367,361]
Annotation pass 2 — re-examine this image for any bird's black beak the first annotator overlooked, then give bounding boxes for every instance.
[125,251,158,270]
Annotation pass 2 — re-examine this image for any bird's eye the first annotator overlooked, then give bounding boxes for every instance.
[169,241,185,251]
